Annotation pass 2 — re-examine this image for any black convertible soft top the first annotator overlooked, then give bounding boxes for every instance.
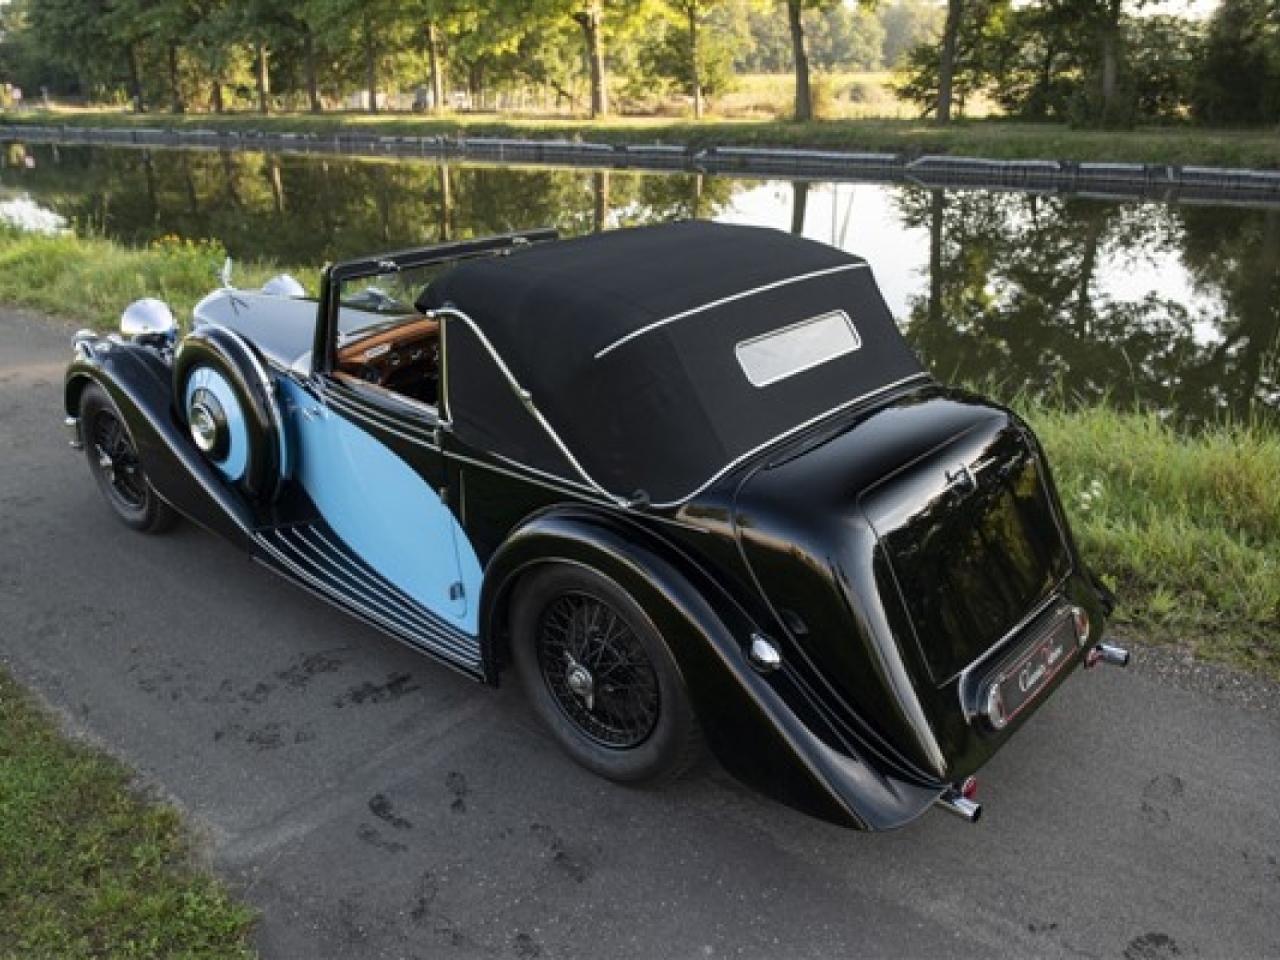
[419,221,926,506]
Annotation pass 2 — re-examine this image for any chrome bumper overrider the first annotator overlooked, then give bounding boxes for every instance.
[64,415,83,450]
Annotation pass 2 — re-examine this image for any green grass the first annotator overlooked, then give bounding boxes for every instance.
[5,105,1280,170]
[0,230,285,328]
[1012,397,1280,682]
[0,670,257,958]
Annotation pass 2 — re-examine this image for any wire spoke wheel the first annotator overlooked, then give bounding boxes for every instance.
[537,590,660,748]
[89,406,149,512]
[513,565,704,785]
[79,383,177,534]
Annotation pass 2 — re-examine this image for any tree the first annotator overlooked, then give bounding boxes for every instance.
[880,0,944,68]
[1042,0,1173,127]
[936,0,962,122]
[1192,0,1280,126]
[662,0,732,117]
[986,2,1088,120]
[649,0,735,115]
[572,2,610,116]
[19,0,122,101]
[724,0,790,71]
[894,0,1009,119]
[804,3,885,70]
[778,0,861,121]
[1127,15,1199,120]
[783,0,813,120]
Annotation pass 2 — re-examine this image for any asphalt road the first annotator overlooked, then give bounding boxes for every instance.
[2,307,1279,960]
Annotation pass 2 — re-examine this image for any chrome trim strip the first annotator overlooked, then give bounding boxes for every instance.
[252,550,483,678]
[299,524,481,663]
[289,526,445,632]
[322,384,440,450]
[448,448,606,501]
[256,524,482,668]
[594,262,867,359]
[647,373,933,509]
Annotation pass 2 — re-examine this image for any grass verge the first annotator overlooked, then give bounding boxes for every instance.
[0,230,281,329]
[1013,397,1280,683]
[3,229,1276,684]
[0,669,256,958]
[4,107,1280,170]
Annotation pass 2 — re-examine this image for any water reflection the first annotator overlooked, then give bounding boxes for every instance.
[898,188,1279,421]
[1,143,1276,424]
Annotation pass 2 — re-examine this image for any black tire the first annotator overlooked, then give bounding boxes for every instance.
[512,564,705,785]
[80,382,177,534]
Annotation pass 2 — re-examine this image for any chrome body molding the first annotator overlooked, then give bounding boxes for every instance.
[255,520,482,676]
[594,262,868,359]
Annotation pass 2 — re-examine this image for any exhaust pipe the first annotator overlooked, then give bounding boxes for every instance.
[935,788,982,824]
[1086,642,1131,668]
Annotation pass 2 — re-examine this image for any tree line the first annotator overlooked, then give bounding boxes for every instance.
[0,0,1276,128]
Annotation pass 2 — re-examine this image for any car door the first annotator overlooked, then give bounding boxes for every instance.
[279,372,483,640]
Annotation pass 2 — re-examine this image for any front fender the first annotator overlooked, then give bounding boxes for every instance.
[481,507,944,830]
[66,341,256,549]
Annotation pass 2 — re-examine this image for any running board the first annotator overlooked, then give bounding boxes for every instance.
[254,521,483,677]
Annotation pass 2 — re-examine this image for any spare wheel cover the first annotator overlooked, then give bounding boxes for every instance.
[174,325,282,501]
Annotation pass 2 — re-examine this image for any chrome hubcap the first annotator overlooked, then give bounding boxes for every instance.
[566,660,595,711]
[189,402,219,453]
[538,590,659,748]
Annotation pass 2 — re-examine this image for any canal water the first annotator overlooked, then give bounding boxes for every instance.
[2,141,1277,425]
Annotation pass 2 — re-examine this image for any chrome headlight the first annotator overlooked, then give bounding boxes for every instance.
[120,298,178,342]
[262,274,306,298]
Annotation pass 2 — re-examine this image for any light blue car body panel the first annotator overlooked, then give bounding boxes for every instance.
[278,377,483,635]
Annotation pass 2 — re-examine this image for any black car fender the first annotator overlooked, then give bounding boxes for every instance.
[66,343,256,550]
[481,506,944,830]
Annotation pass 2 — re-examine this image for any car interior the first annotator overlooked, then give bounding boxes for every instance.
[334,315,441,406]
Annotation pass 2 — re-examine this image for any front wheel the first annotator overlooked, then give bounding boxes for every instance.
[512,565,704,785]
[80,382,177,534]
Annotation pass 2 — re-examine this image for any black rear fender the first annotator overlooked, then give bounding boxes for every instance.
[482,507,942,830]
[66,346,256,550]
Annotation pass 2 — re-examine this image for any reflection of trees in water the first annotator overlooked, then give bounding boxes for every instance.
[1175,205,1280,417]
[898,186,1280,424]
[9,145,738,269]
[7,144,1278,424]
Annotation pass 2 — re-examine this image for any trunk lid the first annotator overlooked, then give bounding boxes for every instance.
[859,414,1073,685]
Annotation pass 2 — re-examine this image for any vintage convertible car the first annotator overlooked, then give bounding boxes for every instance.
[64,221,1128,830]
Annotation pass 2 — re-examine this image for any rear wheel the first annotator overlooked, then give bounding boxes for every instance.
[80,383,177,534]
[512,565,704,784]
